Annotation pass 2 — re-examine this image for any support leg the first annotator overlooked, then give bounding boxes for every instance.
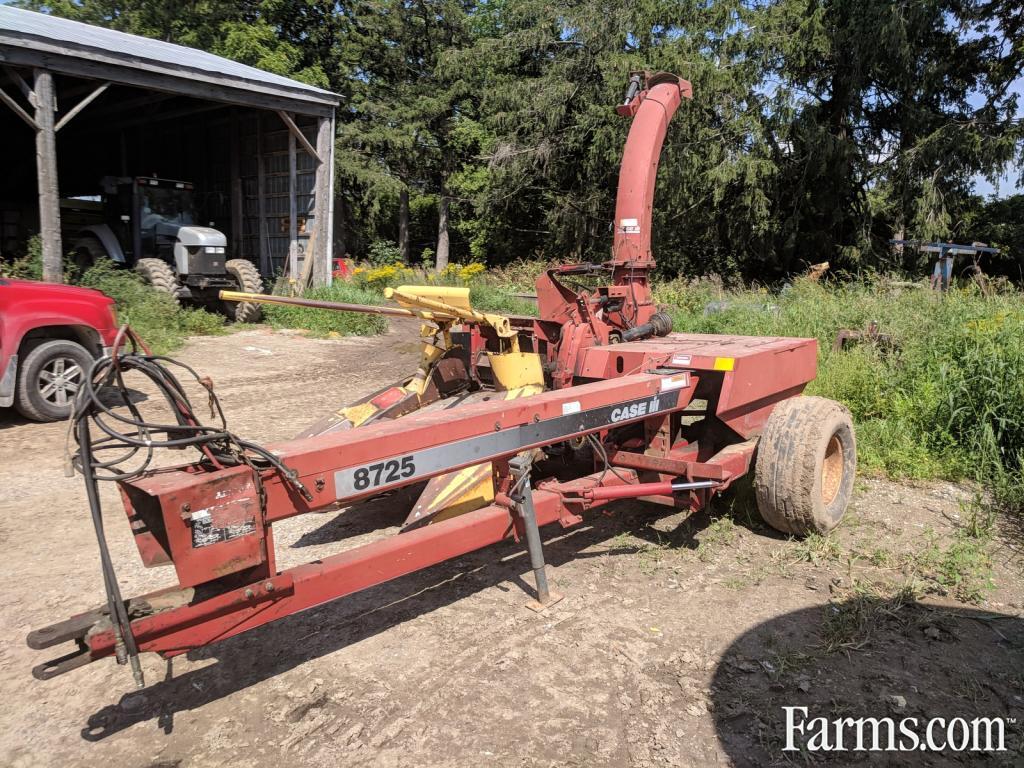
[509,456,563,611]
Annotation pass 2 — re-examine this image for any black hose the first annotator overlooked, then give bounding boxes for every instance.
[77,414,144,688]
[68,326,311,687]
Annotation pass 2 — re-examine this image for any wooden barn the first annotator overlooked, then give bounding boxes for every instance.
[0,5,340,285]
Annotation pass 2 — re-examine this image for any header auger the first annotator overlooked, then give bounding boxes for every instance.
[29,73,856,690]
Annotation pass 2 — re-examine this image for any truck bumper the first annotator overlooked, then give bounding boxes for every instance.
[0,354,17,408]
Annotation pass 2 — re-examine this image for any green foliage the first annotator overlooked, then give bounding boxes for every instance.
[22,0,1024,276]
[468,284,538,316]
[78,260,225,353]
[654,276,1024,510]
[1,243,225,354]
[367,240,403,266]
[262,282,388,337]
[0,234,44,280]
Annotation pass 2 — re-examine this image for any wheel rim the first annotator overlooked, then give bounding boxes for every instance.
[821,433,844,506]
[38,356,83,408]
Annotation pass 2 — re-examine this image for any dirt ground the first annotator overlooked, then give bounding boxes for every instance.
[1,323,1022,767]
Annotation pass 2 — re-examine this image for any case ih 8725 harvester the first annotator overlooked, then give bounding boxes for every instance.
[29,73,856,690]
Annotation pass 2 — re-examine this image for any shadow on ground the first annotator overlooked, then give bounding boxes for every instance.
[80,499,724,741]
[711,598,1024,765]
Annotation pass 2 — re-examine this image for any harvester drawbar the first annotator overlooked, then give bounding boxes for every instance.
[28,73,856,689]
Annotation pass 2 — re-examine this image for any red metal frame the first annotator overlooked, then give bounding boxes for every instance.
[30,332,815,678]
[27,73,820,687]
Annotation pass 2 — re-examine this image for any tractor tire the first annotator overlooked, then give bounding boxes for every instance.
[223,259,264,323]
[754,396,856,537]
[71,235,105,274]
[14,339,93,422]
[135,258,180,302]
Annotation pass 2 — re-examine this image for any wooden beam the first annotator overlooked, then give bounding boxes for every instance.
[276,110,322,163]
[0,43,331,118]
[256,114,271,276]
[288,112,299,284]
[3,65,33,103]
[311,114,334,286]
[34,69,63,284]
[77,91,175,121]
[71,102,227,134]
[0,85,38,130]
[55,81,109,131]
[229,110,243,258]
[326,111,336,283]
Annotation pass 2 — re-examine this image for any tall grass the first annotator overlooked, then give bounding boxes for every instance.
[654,276,1024,513]
[470,284,539,316]
[78,260,225,353]
[262,281,388,337]
[0,241,225,355]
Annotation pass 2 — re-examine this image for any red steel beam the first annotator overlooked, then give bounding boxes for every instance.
[86,468,640,659]
[126,372,694,525]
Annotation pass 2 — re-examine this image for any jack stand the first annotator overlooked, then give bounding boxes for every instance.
[509,456,563,612]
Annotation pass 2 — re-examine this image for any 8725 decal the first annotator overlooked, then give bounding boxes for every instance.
[352,456,416,490]
[333,387,685,500]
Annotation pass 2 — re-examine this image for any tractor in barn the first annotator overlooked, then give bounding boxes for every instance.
[65,175,263,322]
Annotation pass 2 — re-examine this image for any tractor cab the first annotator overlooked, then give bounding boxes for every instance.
[110,177,197,264]
[100,176,225,274]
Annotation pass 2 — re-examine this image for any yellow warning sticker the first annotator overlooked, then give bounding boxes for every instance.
[713,357,735,372]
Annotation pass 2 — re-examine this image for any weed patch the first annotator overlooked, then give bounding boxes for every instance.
[820,580,919,653]
[697,517,738,562]
[653,276,1024,522]
[263,282,388,337]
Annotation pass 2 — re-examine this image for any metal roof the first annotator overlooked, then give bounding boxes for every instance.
[0,6,340,112]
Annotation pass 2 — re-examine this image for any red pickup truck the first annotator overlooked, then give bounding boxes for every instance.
[0,278,119,422]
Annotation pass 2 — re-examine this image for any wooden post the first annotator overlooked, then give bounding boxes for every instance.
[229,111,242,258]
[256,113,270,276]
[288,113,299,287]
[398,186,410,263]
[326,111,336,282]
[435,192,450,271]
[311,114,334,286]
[34,69,62,283]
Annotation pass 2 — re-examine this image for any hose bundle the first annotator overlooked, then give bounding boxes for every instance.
[68,326,309,687]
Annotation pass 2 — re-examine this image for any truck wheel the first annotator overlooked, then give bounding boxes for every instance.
[15,340,93,422]
[135,258,180,301]
[754,396,856,536]
[223,259,264,323]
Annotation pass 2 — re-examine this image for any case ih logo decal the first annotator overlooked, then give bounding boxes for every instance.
[610,396,661,423]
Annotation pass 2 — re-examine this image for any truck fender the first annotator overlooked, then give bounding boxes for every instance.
[80,224,126,263]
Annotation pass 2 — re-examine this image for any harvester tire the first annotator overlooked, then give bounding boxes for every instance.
[135,258,180,302]
[223,259,264,323]
[754,395,856,537]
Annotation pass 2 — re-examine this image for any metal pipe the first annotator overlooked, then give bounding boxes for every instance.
[509,456,550,605]
[218,290,455,319]
[582,478,719,502]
